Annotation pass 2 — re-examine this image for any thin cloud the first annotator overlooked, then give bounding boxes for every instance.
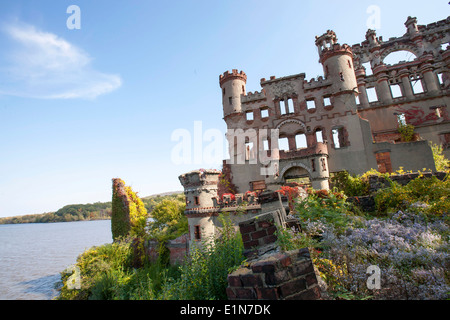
[0,22,122,99]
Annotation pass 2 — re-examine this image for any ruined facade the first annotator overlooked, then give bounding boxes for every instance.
[179,16,450,247]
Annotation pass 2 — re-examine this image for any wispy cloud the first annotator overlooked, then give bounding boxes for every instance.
[0,22,122,99]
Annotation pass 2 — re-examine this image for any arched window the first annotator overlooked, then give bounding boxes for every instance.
[383,50,417,66]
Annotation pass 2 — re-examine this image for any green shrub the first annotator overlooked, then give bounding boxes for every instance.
[430,142,450,172]
[375,175,450,218]
[296,189,351,234]
[57,236,181,300]
[331,171,370,197]
[160,214,244,300]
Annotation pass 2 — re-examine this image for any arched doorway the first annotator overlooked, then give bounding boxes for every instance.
[282,166,311,190]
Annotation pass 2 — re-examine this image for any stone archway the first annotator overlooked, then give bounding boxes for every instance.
[278,158,330,191]
[282,165,312,188]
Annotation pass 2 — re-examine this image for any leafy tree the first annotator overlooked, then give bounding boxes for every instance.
[147,198,187,241]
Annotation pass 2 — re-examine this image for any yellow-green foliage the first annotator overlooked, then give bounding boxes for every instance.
[147,198,187,242]
[126,185,148,238]
[57,240,133,300]
[111,178,148,241]
[398,123,415,142]
[430,142,450,172]
[375,175,450,218]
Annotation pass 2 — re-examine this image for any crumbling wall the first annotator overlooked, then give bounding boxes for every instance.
[226,211,321,300]
[226,248,321,300]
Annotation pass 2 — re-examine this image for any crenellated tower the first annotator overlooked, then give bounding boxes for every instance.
[219,69,247,118]
[315,30,358,102]
[178,169,221,247]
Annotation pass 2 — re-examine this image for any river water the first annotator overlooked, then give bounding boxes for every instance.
[0,220,112,300]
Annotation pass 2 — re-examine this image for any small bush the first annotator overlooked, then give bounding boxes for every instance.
[375,175,450,218]
[160,214,244,300]
[296,189,351,235]
[331,171,370,197]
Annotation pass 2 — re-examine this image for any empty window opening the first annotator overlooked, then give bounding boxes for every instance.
[355,94,360,105]
[362,62,372,76]
[228,97,232,105]
[246,111,254,121]
[242,85,245,94]
[431,106,443,118]
[261,108,269,118]
[223,88,226,96]
[348,60,352,69]
[375,152,393,174]
[315,129,324,143]
[339,72,345,81]
[245,142,255,160]
[411,78,424,94]
[278,137,289,151]
[321,158,327,171]
[295,133,307,149]
[263,139,269,151]
[306,99,316,110]
[332,127,347,149]
[437,73,444,86]
[383,50,416,66]
[390,84,403,98]
[311,159,316,172]
[366,87,378,103]
[194,196,200,206]
[279,100,287,115]
[194,225,201,240]
[287,99,295,113]
[323,96,331,107]
[396,113,406,126]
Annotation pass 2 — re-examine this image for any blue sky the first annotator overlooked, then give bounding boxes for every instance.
[0,0,448,217]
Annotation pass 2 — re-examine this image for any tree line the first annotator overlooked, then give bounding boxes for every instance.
[0,192,183,225]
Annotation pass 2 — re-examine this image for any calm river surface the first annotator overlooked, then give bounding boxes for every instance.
[0,220,112,300]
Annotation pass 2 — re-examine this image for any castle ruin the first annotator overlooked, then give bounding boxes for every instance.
[179,16,450,248]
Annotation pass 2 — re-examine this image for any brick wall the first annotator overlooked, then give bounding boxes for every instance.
[226,248,321,300]
[146,233,189,265]
[239,212,281,259]
[227,210,321,300]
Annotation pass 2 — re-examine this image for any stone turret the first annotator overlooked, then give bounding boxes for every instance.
[178,169,221,247]
[315,30,358,106]
[219,69,247,118]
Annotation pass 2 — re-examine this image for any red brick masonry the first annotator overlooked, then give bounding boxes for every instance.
[226,248,321,300]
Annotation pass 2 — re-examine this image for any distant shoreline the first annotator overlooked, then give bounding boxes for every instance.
[0,191,182,225]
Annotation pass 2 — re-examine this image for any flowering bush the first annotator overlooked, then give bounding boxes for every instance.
[301,211,450,300]
[277,186,301,211]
